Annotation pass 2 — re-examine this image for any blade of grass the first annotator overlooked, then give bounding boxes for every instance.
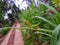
[50,24,60,45]
[34,16,56,27]
[57,39,60,45]
[39,1,60,18]
[35,31,51,37]
[0,27,52,33]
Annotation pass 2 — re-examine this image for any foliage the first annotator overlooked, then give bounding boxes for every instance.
[52,0,60,8]
[0,0,60,45]
[50,24,60,45]
[20,1,60,45]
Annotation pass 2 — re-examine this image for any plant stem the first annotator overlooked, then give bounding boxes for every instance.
[0,27,52,33]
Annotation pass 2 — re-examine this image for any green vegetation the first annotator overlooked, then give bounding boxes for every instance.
[0,0,60,45]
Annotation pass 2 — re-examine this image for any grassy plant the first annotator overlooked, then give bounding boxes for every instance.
[19,1,60,45]
[0,0,60,45]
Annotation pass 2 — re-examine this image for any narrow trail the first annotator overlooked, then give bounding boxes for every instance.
[0,20,24,45]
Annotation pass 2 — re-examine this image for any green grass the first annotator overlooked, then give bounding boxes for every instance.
[0,1,60,45]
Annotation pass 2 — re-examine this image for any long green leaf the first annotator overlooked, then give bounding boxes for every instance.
[50,24,60,45]
[39,1,60,18]
[34,16,56,27]
[57,39,60,45]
